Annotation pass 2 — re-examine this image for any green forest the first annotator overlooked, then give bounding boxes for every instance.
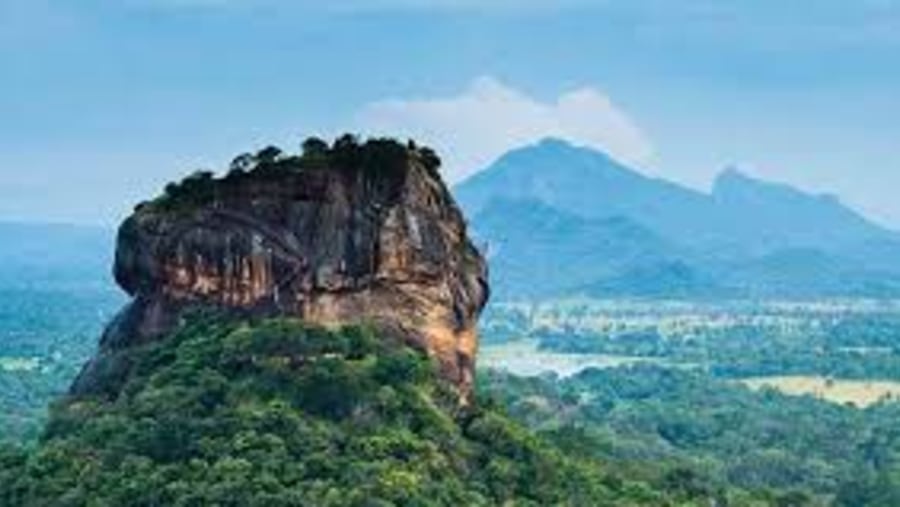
[5,1,900,504]
[0,317,755,506]
[6,290,900,504]
[482,366,900,506]
[476,300,900,505]
[0,288,121,443]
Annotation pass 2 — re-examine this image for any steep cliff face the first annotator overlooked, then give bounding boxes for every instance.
[72,138,489,400]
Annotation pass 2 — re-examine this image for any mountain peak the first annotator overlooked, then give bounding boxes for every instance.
[527,137,620,163]
[713,166,763,193]
[496,137,601,164]
[712,166,817,206]
[534,136,579,151]
[716,165,748,181]
[713,166,843,207]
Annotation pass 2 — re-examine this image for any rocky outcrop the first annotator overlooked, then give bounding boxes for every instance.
[71,138,489,400]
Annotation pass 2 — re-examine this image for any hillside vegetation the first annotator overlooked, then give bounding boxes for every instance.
[0,223,122,443]
[479,299,900,505]
[146,135,439,214]
[0,317,733,506]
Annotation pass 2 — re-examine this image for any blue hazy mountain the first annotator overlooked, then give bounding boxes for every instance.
[455,138,900,298]
[457,138,726,254]
[711,168,895,257]
[472,198,683,297]
[719,248,900,298]
[578,261,728,299]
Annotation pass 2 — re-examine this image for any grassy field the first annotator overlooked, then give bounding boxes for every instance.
[739,375,900,407]
[489,298,900,339]
[0,357,40,372]
[479,340,664,377]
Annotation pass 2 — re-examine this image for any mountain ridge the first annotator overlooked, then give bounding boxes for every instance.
[455,138,900,299]
[471,197,684,297]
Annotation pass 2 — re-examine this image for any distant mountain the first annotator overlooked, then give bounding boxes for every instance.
[472,198,680,297]
[457,138,724,254]
[711,168,893,256]
[578,260,727,299]
[721,248,900,298]
[455,139,900,299]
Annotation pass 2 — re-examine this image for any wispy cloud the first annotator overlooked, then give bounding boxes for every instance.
[354,77,653,183]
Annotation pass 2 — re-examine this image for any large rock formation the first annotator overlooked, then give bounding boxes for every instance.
[72,137,489,400]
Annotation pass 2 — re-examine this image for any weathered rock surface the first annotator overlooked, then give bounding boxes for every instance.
[71,139,489,400]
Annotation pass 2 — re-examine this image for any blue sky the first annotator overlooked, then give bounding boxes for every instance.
[1,0,899,226]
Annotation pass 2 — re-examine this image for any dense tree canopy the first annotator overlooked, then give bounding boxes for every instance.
[147,134,430,213]
[481,365,900,506]
[0,317,724,506]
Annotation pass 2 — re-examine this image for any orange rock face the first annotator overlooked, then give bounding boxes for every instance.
[71,141,489,401]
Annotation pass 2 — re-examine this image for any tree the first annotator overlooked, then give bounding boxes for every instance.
[229,153,255,173]
[419,147,441,174]
[331,134,362,170]
[255,146,283,165]
[332,133,359,152]
[301,137,329,157]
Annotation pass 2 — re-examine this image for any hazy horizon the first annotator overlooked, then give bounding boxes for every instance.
[3,136,896,236]
[2,1,899,227]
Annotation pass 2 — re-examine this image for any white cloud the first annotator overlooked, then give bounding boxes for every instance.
[353,77,654,183]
